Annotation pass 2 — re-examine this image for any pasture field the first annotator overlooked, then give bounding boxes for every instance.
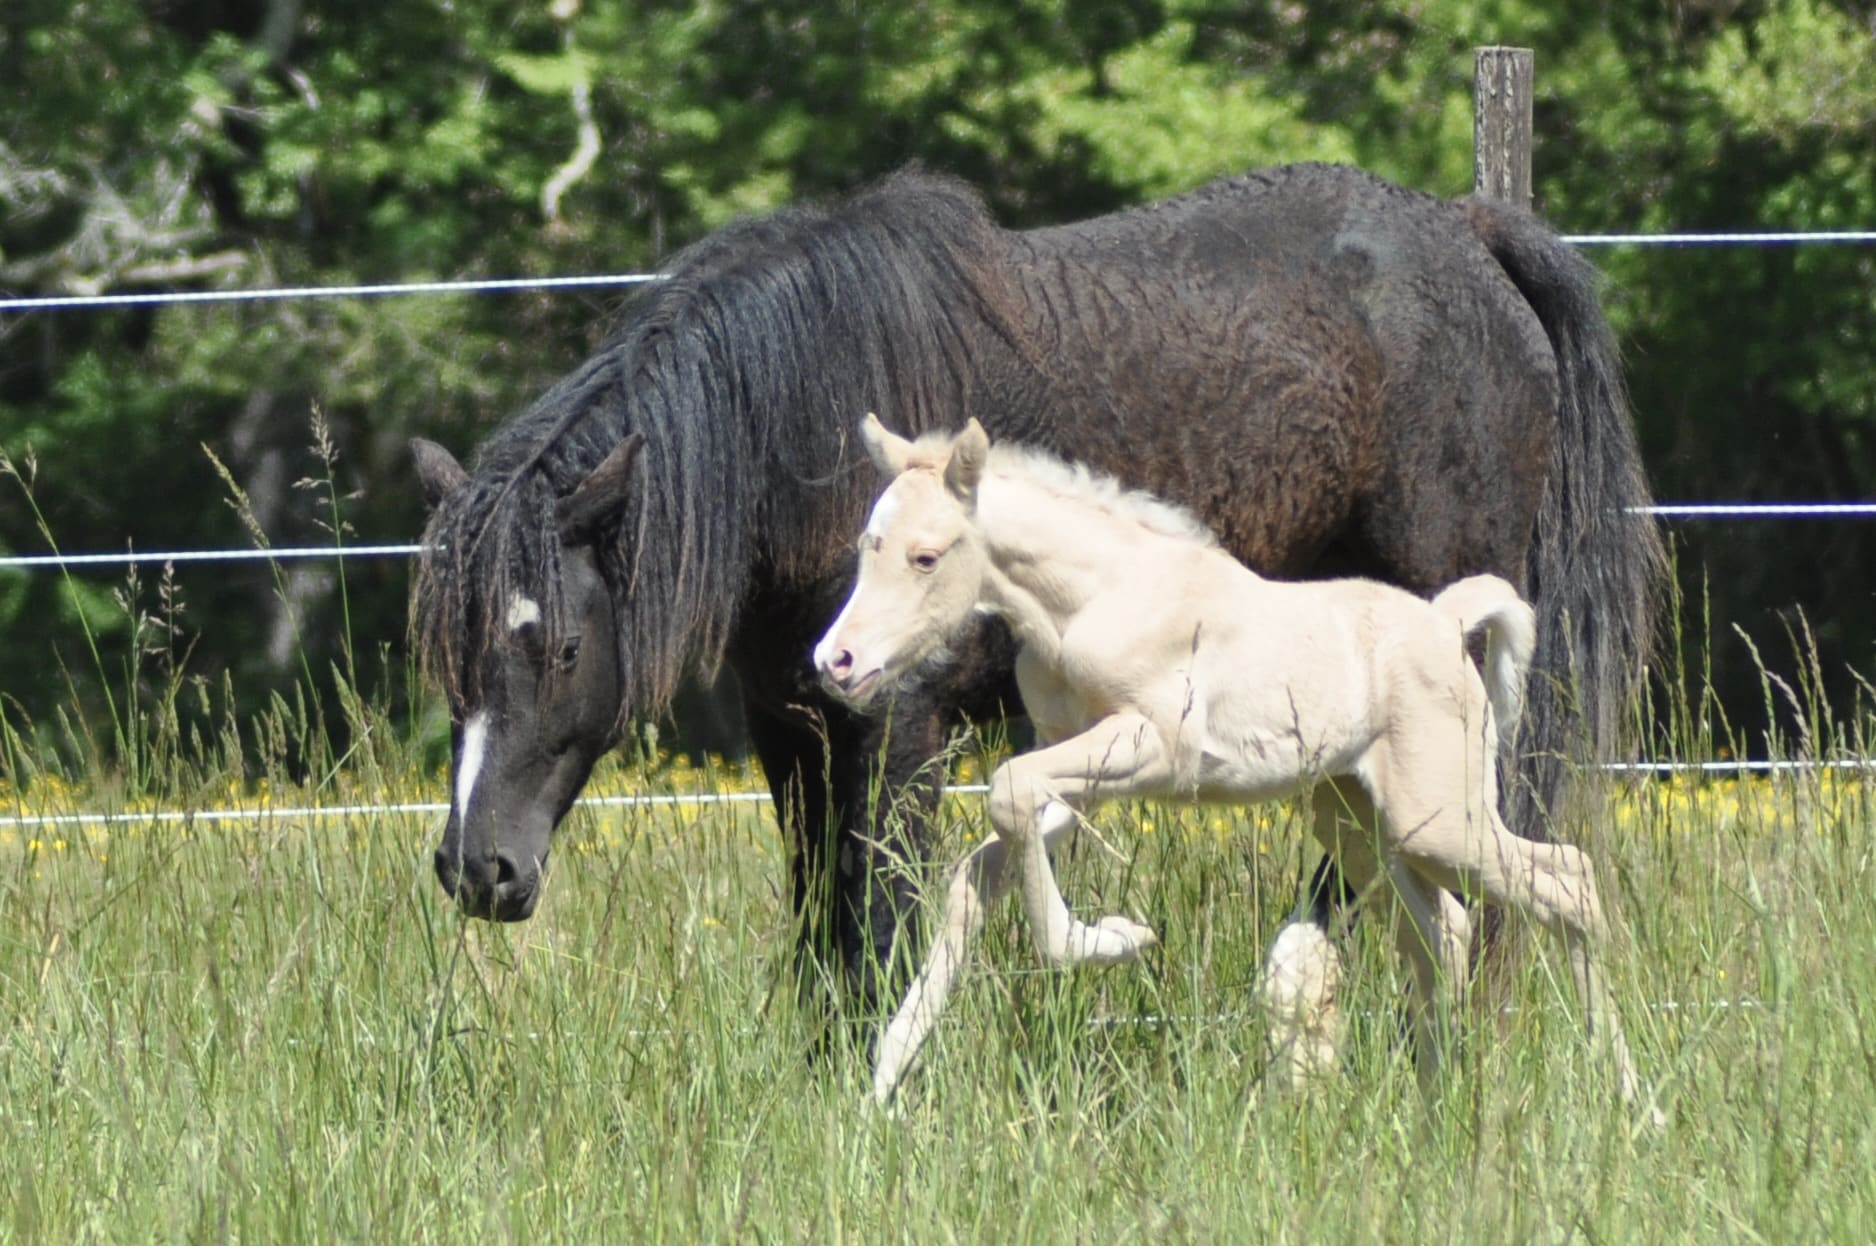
[5,714,1876,1244]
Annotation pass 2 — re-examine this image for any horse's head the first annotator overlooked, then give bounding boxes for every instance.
[814,414,990,709]
[412,434,643,921]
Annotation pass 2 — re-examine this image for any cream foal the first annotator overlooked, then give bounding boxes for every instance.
[815,415,1647,1112]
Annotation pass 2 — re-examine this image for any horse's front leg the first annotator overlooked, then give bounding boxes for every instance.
[988,712,1170,968]
[742,692,941,1022]
[836,695,950,1012]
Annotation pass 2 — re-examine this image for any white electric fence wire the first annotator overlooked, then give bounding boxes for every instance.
[1,229,1872,314]
[7,503,1875,570]
[1563,230,1876,246]
[1603,759,1876,774]
[1,766,1864,832]
[0,544,428,569]
[0,785,992,831]
[0,272,664,312]
[1637,503,1876,517]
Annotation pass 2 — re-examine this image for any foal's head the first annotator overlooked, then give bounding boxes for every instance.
[814,415,990,709]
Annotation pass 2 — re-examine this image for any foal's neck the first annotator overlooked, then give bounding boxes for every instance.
[975,468,1196,653]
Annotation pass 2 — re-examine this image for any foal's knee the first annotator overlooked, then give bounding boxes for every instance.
[985,764,1032,839]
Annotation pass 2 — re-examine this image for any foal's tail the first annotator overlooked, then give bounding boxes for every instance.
[1433,575,1538,764]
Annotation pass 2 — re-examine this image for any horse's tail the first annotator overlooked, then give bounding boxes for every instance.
[1432,574,1538,764]
[1465,199,1667,830]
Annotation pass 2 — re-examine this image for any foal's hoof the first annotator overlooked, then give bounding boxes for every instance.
[1093,914,1159,958]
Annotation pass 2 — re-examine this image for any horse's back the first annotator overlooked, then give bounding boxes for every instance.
[976,164,1557,587]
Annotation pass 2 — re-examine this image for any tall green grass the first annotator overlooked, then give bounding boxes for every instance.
[7,687,1876,1240]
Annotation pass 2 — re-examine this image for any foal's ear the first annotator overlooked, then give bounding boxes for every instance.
[859,412,916,477]
[556,432,647,545]
[412,438,470,510]
[944,419,990,503]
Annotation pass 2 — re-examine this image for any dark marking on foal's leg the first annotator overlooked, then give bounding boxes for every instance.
[1304,852,1364,933]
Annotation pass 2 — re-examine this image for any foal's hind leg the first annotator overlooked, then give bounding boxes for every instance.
[1378,747,1647,1111]
[1386,859,1473,1093]
[1261,781,1369,1088]
[1265,781,1472,1091]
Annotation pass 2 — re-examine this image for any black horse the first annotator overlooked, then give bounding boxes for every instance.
[412,163,1663,1019]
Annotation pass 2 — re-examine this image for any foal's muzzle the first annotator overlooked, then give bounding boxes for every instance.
[815,644,886,707]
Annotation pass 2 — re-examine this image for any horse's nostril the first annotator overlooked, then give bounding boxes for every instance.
[832,648,854,678]
[489,851,542,921]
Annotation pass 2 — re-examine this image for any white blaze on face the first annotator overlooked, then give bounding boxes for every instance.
[864,488,901,540]
[454,712,489,823]
[449,595,533,823]
[506,594,542,631]
[813,489,900,672]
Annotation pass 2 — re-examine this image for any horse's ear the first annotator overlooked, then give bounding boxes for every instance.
[859,412,915,477]
[944,419,989,503]
[556,432,646,545]
[412,438,470,510]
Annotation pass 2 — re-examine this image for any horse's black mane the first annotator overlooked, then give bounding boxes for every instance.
[414,169,1008,719]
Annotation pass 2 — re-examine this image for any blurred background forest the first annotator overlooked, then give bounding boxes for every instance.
[3,0,1875,769]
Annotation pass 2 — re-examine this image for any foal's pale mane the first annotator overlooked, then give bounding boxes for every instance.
[984,442,1221,550]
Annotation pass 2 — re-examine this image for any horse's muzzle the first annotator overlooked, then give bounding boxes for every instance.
[434,844,543,921]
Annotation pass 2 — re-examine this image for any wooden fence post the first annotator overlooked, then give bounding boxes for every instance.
[1473,46,1534,208]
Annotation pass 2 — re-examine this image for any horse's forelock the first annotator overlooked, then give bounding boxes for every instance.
[414,466,580,710]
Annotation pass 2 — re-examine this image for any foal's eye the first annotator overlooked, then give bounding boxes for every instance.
[912,549,942,572]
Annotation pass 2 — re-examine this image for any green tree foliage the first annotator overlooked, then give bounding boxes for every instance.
[2,0,1873,762]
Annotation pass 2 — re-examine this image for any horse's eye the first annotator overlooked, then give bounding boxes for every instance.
[912,549,941,572]
[556,638,582,671]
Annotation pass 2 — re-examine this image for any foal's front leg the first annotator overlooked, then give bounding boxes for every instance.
[987,711,1171,968]
[872,712,1171,1103]
[872,795,1098,1103]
